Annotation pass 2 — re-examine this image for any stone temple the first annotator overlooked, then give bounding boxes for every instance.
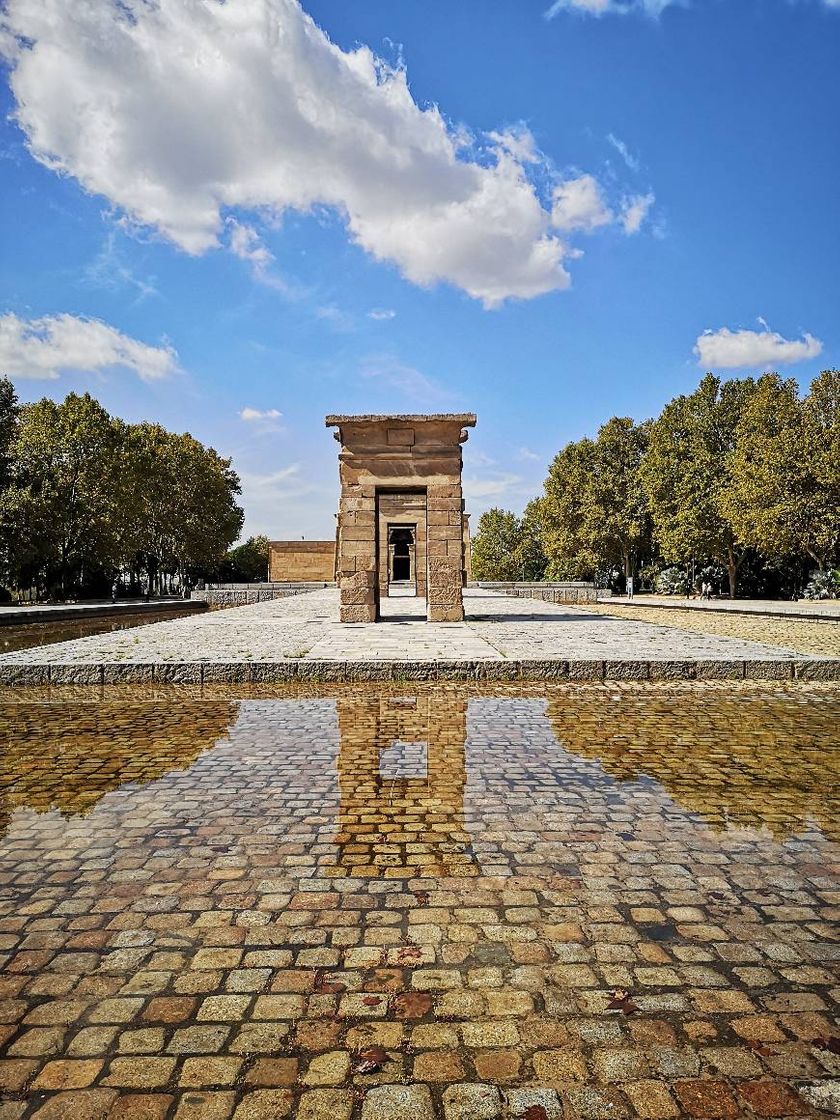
[326,413,476,623]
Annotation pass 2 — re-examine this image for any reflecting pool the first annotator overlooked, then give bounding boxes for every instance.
[0,606,205,655]
[0,683,838,1119]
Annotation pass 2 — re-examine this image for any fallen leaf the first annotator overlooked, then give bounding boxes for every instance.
[393,991,433,1019]
[607,988,639,1014]
[351,1045,388,1075]
[521,1108,549,1120]
[813,1036,840,1055]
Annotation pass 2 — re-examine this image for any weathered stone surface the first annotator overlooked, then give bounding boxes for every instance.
[327,414,475,623]
[360,1084,435,1120]
[269,540,335,582]
[442,1083,502,1120]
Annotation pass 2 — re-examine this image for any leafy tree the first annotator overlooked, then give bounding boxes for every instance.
[584,417,651,580]
[515,498,548,581]
[0,377,20,590]
[540,418,650,583]
[541,437,598,579]
[640,373,757,597]
[220,535,270,581]
[471,508,525,581]
[723,370,839,573]
[116,423,243,593]
[4,393,121,597]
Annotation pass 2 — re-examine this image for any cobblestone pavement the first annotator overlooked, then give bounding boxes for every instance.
[0,589,822,672]
[0,682,838,1119]
[578,603,840,660]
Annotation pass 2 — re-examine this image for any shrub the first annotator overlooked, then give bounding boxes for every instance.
[803,569,840,600]
[655,566,689,595]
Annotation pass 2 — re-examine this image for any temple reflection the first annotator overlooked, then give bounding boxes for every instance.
[332,691,477,876]
[0,700,237,836]
[546,687,839,840]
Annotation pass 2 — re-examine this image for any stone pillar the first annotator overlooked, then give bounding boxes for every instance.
[336,488,377,623]
[426,486,466,622]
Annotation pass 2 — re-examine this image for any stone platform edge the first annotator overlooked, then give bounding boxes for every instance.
[1,657,838,685]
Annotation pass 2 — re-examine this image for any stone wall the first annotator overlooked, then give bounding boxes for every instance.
[473,581,599,604]
[191,583,333,610]
[268,541,336,582]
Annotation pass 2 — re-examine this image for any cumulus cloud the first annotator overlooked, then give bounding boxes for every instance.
[368,309,396,321]
[240,407,282,421]
[0,311,178,381]
[551,176,653,236]
[694,326,824,369]
[552,175,613,233]
[0,0,584,307]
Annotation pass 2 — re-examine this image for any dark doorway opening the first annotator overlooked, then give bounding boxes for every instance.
[389,526,414,585]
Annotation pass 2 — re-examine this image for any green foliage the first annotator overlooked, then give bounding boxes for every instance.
[639,373,758,596]
[723,372,839,571]
[516,498,548,581]
[0,387,243,599]
[471,508,525,581]
[530,370,838,597]
[541,417,650,582]
[655,566,689,596]
[803,569,840,600]
[222,535,270,581]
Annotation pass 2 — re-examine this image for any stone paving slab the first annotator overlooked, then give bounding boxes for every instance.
[0,587,837,683]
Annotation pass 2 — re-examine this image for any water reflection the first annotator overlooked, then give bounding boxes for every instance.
[546,689,839,840]
[0,700,237,834]
[334,693,477,876]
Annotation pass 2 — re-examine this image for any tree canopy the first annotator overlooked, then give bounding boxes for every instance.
[0,381,244,599]
[470,370,839,596]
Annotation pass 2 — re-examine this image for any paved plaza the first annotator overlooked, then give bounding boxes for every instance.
[0,588,837,684]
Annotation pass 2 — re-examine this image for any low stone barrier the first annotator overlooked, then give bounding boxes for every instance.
[472,581,599,604]
[190,583,334,609]
[3,656,836,686]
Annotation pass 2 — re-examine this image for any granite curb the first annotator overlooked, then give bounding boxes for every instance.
[1,656,838,685]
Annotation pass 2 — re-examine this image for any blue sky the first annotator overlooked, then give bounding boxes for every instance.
[1,0,837,539]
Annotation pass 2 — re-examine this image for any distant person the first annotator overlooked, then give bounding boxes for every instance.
[111,580,118,604]
[626,575,634,600]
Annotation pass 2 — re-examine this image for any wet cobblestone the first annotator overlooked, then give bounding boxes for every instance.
[0,682,837,1118]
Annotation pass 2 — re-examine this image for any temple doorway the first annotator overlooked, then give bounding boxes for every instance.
[388,525,415,588]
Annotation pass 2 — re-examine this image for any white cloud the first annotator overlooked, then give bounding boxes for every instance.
[0,311,177,381]
[548,0,838,17]
[517,446,541,462]
[551,176,653,237]
[0,0,580,307]
[546,0,675,16]
[240,407,282,421]
[463,472,524,501]
[360,357,454,405]
[619,192,655,234]
[368,308,396,321]
[606,133,640,172]
[694,326,824,369]
[552,175,613,233]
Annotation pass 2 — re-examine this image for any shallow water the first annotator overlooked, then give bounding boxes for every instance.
[0,606,204,654]
[0,683,838,1118]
